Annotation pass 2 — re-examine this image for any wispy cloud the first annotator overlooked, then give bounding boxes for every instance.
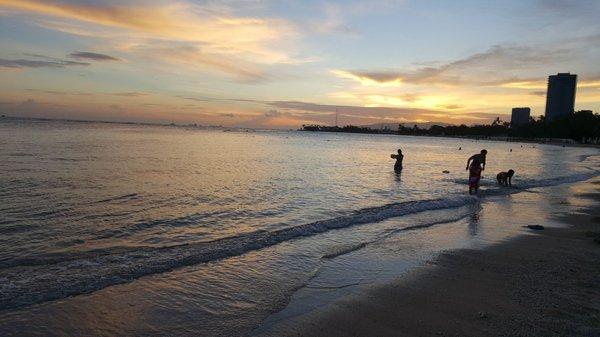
[69,51,120,61]
[25,88,92,95]
[24,89,150,97]
[310,0,405,35]
[437,104,463,110]
[331,70,402,87]
[0,50,125,70]
[537,0,600,17]
[332,40,600,88]
[176,94,441,120]
[0,0,301,81]
[0,57,89,69]
[108,92,147,97]
[500,78,600,89]
[530,91,547,96]
[129,43,267,82]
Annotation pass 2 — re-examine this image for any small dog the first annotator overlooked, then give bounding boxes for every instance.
[496,169,515,186]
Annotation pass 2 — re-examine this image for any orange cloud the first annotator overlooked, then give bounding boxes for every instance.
[0,0,300,80]
[331,70,402,87]
[501,79,600,90]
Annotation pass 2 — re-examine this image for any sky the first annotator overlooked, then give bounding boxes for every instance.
[0,0,599,128]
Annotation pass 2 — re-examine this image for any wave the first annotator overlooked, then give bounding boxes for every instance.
[448,169,600,193]
[0,196,475,310]
[578,153,600,163]
[93,193,139,204]
[1,169,598,310]
[320,204,480,261]
[322,242,369,259]
[517,170,600,189]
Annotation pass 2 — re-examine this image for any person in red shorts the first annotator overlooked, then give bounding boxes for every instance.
[466,149,487,194]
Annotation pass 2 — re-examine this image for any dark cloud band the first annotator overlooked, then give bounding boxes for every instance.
[68,51,120,61]
[0,58,89,69]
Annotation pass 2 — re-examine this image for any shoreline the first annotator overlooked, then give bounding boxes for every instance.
[256,179,600,337]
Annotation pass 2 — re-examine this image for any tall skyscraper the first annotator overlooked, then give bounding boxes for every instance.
[511,107,530,126]
[544,73,577,120]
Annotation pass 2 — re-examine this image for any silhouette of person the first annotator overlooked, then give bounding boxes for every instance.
[391,149,403,173]
[466,150,487,194]
[466,149,487,172]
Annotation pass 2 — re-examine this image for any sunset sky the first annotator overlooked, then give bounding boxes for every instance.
[1,0,599,128]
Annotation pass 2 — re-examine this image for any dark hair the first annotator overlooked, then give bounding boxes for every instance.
[481,149,487,154]
[508,169,515,176]
[398,149,402,154]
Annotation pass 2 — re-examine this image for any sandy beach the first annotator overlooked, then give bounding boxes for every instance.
[257,179,600,337]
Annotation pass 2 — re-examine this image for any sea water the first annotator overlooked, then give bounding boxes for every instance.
[1,118,599,336]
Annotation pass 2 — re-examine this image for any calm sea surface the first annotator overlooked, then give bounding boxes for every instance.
[1,118,599,336]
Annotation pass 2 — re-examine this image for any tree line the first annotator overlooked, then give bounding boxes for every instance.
[301,110,600,144]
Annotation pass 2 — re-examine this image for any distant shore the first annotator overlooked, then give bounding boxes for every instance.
[302,128,600,148]
[3,115,598,147]
[257,178,600,337]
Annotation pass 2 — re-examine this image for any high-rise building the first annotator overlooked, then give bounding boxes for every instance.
[511,107,530,126]
[544,73,577,120]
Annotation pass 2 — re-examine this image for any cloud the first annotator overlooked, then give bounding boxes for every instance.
[311,3,357,35]
[0,57,89,69]
[332,39,600,88]
[530,91,547,96]
[537,0,600,17]
[176,95,214,102]
[264,109,282,117]
[25,88,93,95]
[108,92,147,97]
[501,78,600,90]
[309,0,405,35]
[176,95,451,122]
[420,111,508,121]
[264,100,438,119]
[331,70,402,87]
[0,0,300,81]
[0,50,125,70]
[24,89,150,97]
[69,51,120,61]
[437,104,463,110]
[131,43,267,82]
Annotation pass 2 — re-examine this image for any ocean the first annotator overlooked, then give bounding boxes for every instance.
[1,118,599,336]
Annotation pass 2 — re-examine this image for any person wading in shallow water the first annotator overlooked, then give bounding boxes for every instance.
[391,149,403,173]
[466,149,487,194]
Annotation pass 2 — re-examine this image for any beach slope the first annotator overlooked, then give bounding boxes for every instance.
[257,182,600,337]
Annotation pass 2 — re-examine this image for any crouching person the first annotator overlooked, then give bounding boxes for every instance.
[496,169,515,186]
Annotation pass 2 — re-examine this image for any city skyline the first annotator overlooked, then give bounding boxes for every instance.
[1,0,600,128]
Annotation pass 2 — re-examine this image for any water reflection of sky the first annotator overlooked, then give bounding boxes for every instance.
[1,119,598,260]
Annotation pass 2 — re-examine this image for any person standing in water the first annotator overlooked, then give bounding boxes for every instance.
[391,149,403,173]
[466,149,487,194]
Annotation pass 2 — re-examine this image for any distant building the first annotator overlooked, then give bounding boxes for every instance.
[510,107,530,126]
[544,73,577,120]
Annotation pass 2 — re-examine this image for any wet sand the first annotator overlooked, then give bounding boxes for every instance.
[257,181,600,337]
